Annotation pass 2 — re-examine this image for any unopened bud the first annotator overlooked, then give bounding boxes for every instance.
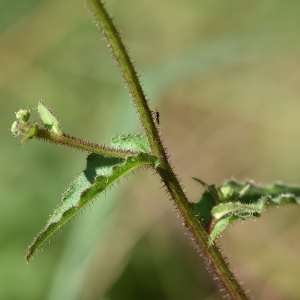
[15,109,30,123]
[11,121,20,137]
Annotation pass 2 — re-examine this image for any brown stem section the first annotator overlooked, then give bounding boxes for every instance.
[36,127,133,158]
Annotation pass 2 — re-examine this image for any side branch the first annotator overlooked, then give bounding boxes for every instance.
[12,120,133,158]
[35,128,134,158]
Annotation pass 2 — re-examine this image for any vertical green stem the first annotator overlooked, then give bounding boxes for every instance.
[87,0,166,163]
[87,0,248,299]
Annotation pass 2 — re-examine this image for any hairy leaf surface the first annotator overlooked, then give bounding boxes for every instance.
[27,148,158,261]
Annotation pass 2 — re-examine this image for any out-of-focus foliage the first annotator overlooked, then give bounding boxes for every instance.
[1,0,300,300]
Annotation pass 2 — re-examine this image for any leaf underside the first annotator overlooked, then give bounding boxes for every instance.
[27,134,156,261]
[193,179,300,245]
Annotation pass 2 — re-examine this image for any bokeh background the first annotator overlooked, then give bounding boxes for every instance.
[1,0,300,299]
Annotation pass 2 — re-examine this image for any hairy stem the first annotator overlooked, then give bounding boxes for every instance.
[86,0,166,163]
[157,167,248,299]
[35,127,133,158]
[87,0,248,298]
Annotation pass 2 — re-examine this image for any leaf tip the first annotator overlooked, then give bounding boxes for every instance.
[192,177,208,187]
[25,245,34,263]
[37,101,63,135]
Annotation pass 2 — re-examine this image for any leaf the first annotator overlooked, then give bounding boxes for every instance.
[111,134,150,153]
[193,179,300,245]
[211,200,264,220]
[38,102,63,135]
[15,109,30,122]
[208,216,237,246]
[20,124,38,144]
[192,190,216,229]
[27,152,157,261]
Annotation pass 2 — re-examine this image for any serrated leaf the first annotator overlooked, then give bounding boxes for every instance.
[27,152,157,261]
[38,102,62,135]
[193,179,300,244]
[111,134,150,153]
[218,180,300,204]
[211,200,264,220]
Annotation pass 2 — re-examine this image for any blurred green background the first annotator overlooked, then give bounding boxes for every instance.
[2,0,300,299]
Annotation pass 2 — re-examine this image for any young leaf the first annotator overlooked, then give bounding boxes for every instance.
[192,179,300,245]
[211,200,264,220]
[192,190,216,229]
[26,152,158,261]
[208,216,238,246]
[37,102,63,136]
[20,124,38,144]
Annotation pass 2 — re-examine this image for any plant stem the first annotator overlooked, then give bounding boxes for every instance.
[87,0,248,298]
[35,127,133,158]
[157,167,248,299]
[86,0,166,163]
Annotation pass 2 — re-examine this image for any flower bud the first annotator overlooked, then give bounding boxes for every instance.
[15,109,30,123]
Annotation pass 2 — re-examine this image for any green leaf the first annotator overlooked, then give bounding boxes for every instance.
[211,200,264,220]
[38,102,63,135]
[111,134,150,153]
[26,152,157,261]
[193,179,300,245]
[208,216,237,246]
[192,190,216,228]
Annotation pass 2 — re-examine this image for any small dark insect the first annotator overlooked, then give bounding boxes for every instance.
[152,110,160,125]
